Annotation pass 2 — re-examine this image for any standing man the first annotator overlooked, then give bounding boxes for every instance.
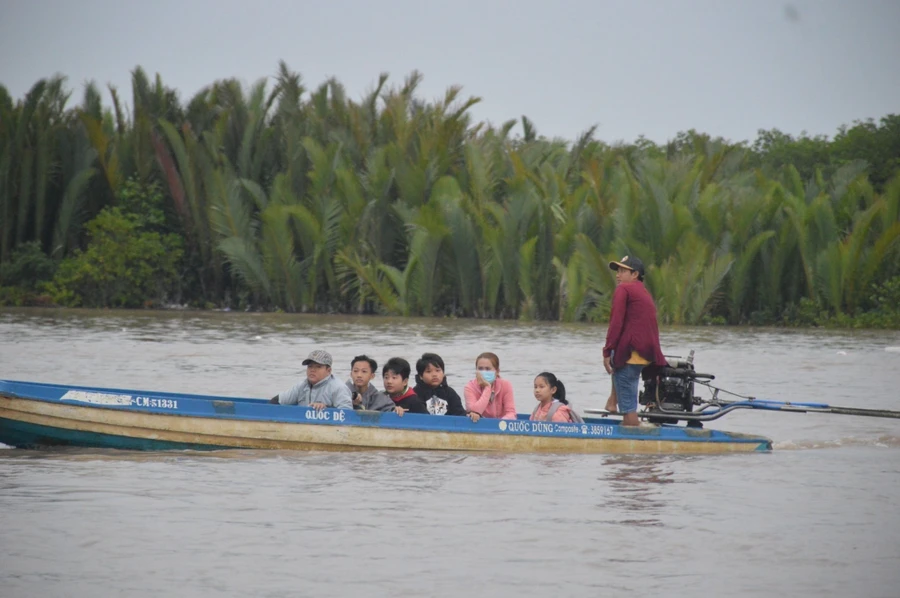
[602,256,667,426]
[270,349,353,410]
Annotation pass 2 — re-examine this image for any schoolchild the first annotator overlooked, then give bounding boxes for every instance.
[530,372,584,423]
[345,355,397,412]
[412,353,468,417]
[463,352,517,421]
[380,357,428,415]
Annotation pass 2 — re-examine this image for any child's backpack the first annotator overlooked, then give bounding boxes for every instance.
[532,400,585,424]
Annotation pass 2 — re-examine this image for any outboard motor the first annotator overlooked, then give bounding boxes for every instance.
[639,351,713,428]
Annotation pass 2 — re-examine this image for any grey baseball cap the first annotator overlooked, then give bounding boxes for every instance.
[302,349,333,366]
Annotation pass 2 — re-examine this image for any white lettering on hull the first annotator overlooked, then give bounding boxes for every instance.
[60,391,178,410]
[497,420,616,436]
[303,409,347,422]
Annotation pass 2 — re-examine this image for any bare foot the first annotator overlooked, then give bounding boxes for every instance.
[605,388,618,413]
[622,413,640,426]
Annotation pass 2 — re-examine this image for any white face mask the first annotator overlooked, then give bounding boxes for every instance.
[478,370,496,384]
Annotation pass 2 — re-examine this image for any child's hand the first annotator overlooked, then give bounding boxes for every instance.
[394,406,407,417]
[311,402,326,410]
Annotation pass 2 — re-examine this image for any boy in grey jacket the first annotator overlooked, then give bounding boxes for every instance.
[270,349,352,410]
[345,355,396,412]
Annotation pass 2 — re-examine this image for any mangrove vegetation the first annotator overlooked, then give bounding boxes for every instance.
[1,64,899,327]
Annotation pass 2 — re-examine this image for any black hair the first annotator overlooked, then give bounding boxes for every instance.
[350,355,378,373]
[535,372,568,404]
[383,357,411,381]
[415,352,445,377]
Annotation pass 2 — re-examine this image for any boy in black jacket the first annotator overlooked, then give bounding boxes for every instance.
[381,357,428,414]
[413,353,468,416]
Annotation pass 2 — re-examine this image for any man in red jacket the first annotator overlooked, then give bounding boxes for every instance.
[602,256,667,426]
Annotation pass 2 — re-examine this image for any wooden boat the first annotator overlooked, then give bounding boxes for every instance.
[0,379,773,454]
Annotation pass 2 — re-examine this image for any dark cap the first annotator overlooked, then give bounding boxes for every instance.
[608,255,645,277]
[302,349,333,366]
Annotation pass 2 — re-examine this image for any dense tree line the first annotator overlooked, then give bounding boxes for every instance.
[1,64,899,327]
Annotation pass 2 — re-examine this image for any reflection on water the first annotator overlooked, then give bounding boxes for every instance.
[2,308,900,597]
[600,455,677,527]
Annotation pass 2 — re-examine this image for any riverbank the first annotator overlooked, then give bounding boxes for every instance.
[2,293,899,330]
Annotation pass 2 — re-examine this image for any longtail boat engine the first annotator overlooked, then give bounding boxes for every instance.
[640,351,714,428]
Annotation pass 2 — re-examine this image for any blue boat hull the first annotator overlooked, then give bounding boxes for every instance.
[0,379,773,454]
[0,418,225,451]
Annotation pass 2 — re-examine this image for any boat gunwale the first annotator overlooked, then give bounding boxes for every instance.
[0,379,773,452]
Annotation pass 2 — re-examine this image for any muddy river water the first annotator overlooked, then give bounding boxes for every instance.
[1,308,898,597]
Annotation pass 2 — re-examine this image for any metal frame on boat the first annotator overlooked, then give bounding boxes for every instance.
[0,380,773,454]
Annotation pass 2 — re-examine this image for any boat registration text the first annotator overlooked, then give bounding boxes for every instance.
[60,391,178,410]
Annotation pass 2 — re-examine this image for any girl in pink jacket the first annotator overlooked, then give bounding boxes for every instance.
[530,372,581,423]
[463,352,517,421]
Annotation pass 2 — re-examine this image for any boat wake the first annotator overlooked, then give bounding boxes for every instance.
[774,435,900,450]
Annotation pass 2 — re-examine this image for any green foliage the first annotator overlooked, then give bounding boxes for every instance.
[1,67,899,327]
[752,115,900,193]
[0,241,57,306]
[46,207,182,308]
[832,116,900,191]
[778,277,900,329]
[854,276,900,328]
[0,285,32,306]
[0,241,56,289]
[781,298,825,327]
[117,177,168,232]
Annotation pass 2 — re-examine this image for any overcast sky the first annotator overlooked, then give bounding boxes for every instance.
[2,0,898,144]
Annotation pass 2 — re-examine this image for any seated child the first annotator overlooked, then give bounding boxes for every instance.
[379,357,428,415]
[345,355,396,412]
[530,372,584,423]
[412,353,467,416]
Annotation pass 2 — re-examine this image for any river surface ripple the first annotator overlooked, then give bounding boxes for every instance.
[1,308,899,598]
